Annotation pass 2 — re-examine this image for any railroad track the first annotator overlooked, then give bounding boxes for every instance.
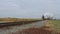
[0,20,43,27]
[0,20,47,34]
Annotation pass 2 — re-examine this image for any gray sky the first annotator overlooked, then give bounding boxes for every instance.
[0,0,60,18]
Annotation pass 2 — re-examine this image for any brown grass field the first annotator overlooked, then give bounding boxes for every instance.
[0,18,42,22]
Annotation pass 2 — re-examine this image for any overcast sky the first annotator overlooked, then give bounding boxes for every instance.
[0,0,60,18]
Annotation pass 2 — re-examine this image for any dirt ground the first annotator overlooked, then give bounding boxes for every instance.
[10,26,60,34]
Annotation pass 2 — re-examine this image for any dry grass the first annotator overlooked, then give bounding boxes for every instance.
[0,18,41,22]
